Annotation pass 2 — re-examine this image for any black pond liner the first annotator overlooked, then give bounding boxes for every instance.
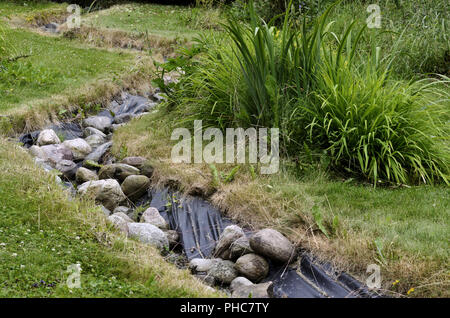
[146,187,378,298]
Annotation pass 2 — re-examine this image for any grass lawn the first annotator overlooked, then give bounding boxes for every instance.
[82,3,224,41]
[0,137,219,297]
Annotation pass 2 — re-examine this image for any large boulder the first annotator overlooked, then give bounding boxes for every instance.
[83,116,113,133]
[140,207,168,230]
[75,167,98,183]
[213,225,245,259]
[127,222,169,251]
[121,175,150,201]
[232,281,273,298]
[249,229,294,264]
[207,259,238,285]
[37,129,60,146]
[98,163,140,182]
[107,214,129,235]
[230,236,254,259]
[235,253,269,282]
[77,179,126,211]
[63,139,92,160]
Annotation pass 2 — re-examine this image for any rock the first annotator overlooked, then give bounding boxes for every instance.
[107,214,129,235]
[249,229,294,264]
[114,113,132,124]
[98,163,140,182]
[37,129,61,146]
[55,159,78,180]
[82,159,103,169]
[112,212,133,223]
[189,258,215,273]
[75,167,98,183]
[230,236,254,259]
[35,158,54,172]
[121,156,147,168]
[83,116,113,133]
[214,225,245,259]
[39,144,73,166]
[235,253,269,282]
[232,282,273,298]
[140,207,168,230]
[165,230,180,248]
[113,205,132,214]
[83,127,106,138]
[63,138,92,160]
[127,222,169,251]
[230,277,253,292]
[84,142,112,163]
[121,175,150,201]
[78,179,126,211]
[84,134,105,149]
[207,259,238,285]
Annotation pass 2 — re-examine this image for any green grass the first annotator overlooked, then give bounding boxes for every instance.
[0,26,134,113]
[0,0,64,17]
[0,137,218,297]
[83,3,225,41]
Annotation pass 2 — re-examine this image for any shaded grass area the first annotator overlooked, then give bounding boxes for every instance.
[0,137,219,297]
[112,110,449,297]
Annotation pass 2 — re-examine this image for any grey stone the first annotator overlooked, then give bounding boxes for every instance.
[39,144,73,166]
[75,167,98,183]
[230,236,253,259]
[37,129,61,146]
[85,134,105,149]
[100,205,111,216]
[98,163,140,182]
[189,258,215,273]
[195,274,216,287]
[55,159,78,179]
[249,229,294,264]
[83,116,113,133]
[128,222,169,251]
[114,113,132,124]
[121,175,150,201]
[121,156,147,168]
[83,127,106,138]
[207,259,238,285]
[235,253,269,282]
[214,225,245,259]
[84,142,112,163]
[63,138,92,160]
[140,207,168,230]
[77,179,126,211]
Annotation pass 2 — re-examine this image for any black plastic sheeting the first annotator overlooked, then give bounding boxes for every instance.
[146,187,377,298]
[19,122,83,148]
